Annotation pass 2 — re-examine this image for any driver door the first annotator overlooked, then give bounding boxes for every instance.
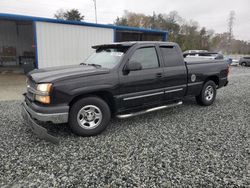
[118,45,164,111]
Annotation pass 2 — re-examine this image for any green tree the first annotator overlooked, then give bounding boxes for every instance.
[54,9,84,21]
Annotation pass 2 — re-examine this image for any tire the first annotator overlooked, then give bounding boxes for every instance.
[196,80,217,106]
[69,96,111,136]
[241,62,247,66]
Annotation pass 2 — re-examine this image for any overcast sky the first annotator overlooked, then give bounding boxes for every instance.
[0,0,249,41]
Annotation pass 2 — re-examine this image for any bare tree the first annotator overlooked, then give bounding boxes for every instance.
[54,9,65,20]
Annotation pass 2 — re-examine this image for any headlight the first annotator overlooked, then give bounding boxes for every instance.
[37,83,52,93]
[35,83,52,104]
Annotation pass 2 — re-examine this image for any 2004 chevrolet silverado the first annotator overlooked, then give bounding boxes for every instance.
[21,42,229,143]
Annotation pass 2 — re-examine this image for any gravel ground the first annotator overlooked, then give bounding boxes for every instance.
[0,66,249,187]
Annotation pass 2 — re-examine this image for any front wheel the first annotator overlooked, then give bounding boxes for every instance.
[196,80,217,106]
[69,96,111,136]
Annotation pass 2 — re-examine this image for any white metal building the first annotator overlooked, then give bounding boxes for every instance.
[0,13,168,71]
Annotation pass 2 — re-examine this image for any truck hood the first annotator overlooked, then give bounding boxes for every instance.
[28,65,110,83]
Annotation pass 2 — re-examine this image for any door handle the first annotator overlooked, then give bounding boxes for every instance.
[156,73,162,78]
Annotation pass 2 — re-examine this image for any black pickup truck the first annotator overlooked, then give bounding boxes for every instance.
[22,42,229,143]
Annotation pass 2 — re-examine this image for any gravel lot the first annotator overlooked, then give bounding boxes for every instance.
[0,66,249,187]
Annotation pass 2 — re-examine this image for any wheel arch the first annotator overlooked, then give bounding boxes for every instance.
[69,90,116,115]
[205,75,219,87]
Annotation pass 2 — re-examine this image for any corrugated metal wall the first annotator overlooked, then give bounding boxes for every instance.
[36,21,114,68]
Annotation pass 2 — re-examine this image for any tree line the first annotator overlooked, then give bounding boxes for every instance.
[114,11,250,54]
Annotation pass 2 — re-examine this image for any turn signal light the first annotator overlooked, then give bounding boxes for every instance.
[35,95,50,104]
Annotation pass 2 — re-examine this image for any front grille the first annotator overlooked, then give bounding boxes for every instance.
[27,78,36,89]
[26,78,36,101]
[26,91,35,101]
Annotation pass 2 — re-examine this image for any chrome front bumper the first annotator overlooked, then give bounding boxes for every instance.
[22,101,68,124]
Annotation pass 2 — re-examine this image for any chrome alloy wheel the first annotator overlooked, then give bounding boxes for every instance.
[77,105,103,129]
[205,86,214,101]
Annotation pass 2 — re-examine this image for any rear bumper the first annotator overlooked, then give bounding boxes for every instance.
[219,77,229,88]
[23,100,69,124]
[224,80,229,87]
[21,103,59,144]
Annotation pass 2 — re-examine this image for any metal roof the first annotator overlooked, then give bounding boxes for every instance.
[0,13,168,35]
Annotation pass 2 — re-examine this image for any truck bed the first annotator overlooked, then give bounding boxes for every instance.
[184,57,226,65]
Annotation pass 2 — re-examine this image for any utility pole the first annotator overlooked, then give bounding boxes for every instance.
[228,10,235,54]
[228,11,235,43]
[93,0,97,23]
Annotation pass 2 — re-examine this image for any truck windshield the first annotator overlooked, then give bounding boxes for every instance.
[84,47,128,69]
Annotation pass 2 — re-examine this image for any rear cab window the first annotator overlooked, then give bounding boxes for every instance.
[160,45,184,67]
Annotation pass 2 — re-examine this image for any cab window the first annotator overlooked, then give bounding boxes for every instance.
[160,46,184,67]
[129,47,159,69]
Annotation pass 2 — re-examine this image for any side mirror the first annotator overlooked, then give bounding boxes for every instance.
[126,61,142,71]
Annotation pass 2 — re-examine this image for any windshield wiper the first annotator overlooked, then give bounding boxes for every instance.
[80,63,102,68]
[87,63,102,68]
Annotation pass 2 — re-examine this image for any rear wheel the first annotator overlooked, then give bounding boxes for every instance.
[196,80,217,106]
[241,62,247,66]
[69,96,111,136]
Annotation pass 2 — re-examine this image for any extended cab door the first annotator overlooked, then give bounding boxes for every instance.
[157,44,187,101]
[118,44,164,111]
